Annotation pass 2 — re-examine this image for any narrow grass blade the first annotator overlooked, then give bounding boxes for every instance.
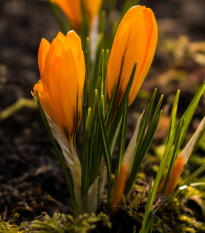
[108,63,137,146]
[95,89,112,204]
[105,82,117,127]
[125,91,163,193]
[114,101,128,184]
[82,107,92,196]
[175,81,205,150]
[122,111,145,173]
[140,178,153,233]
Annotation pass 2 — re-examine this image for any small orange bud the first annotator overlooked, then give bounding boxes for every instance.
[111,163,129,211]
[158,155,184,196]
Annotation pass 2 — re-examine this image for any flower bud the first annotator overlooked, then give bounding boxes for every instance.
[33,31,85,139]
[107,5,158,106]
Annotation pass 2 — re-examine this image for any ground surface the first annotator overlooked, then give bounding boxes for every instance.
[0,0,204,231]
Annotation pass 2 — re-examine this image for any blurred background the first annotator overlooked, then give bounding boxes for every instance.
[0,0,204,222]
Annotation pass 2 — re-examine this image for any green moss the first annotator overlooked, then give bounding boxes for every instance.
[26,212,111,233]
[122,184,146,230]
[0,216,24,233]
[152,187,205,233]
[179,215,205,232]
[120,181,205,233]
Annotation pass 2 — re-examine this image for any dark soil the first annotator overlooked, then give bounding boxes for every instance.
[0,0,71,222]
[0,0,204,231]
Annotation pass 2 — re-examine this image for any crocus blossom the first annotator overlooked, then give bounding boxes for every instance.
[107,5,158,106]
[33,31,85,140]
[52,0,102,30]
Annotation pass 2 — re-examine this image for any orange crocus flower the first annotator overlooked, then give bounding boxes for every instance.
[52,0,102,31]
[33,31,85,140]
[107,5,158,107]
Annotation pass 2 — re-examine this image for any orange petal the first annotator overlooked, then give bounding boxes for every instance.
[38,38,50,80]
[33,80,56,124]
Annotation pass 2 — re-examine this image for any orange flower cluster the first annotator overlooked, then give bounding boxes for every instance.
[34,5,157,143]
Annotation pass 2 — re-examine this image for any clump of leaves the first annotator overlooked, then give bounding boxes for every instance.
[27,212,111,233]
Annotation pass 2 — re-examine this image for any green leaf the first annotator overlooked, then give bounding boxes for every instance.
[144,211,153,233]
[168,90,180,141]
[158,90,180,192]
[83,37,90,131]
[108,63,137,146]
[160,120,184,193]
[140,178,153,233]
[125,90,163,193]
[175,81,205,150]
[82,107,92,196]
[105,82,117,127]
[95,89,112,204]
[114,101,128,185]
[35,91,77,215]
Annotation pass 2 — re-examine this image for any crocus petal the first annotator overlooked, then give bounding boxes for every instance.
[38,38,50,82]
[107,5,158,106]
[33,80,56,124]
